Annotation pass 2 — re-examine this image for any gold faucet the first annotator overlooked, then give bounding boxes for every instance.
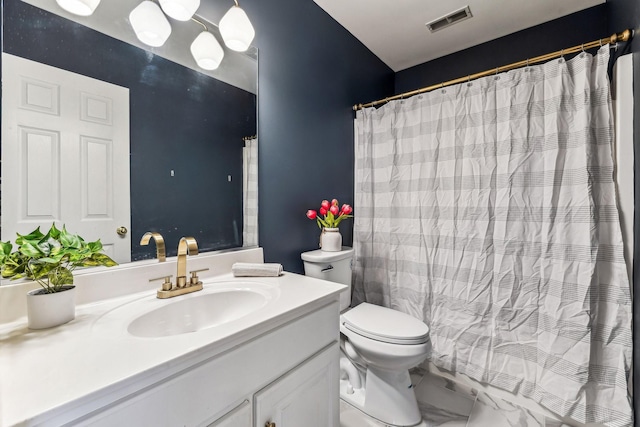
[140,232,166,262]
[176,236,198,287]
[153,236,208,299]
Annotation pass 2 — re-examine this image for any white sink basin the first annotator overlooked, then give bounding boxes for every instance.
[128,289,269,338]
[92,281,279,338]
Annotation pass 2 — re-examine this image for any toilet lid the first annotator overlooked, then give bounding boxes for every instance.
[341,303,430,345]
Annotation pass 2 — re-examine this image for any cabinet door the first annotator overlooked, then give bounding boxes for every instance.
[254,343,339,427]
[208,400,251,427]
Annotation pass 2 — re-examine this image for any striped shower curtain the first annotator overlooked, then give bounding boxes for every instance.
[353,47,632,426]
[243,137,258,247]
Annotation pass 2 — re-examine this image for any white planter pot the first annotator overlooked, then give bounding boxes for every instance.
[320,228,342,252]
[26,286,76,329]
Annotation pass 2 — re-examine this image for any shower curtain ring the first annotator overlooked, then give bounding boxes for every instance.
[599,38,603,47]
[581,43,585,52]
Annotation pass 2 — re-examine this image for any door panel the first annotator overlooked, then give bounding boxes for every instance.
[2,53,131,263]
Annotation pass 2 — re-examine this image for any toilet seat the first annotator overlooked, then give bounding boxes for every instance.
[341,303,429,345]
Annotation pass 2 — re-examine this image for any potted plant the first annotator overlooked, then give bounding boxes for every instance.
[0,223,117,329]
[306,199,353,252]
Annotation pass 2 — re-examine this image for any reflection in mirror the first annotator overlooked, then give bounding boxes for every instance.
[1,0,258,268]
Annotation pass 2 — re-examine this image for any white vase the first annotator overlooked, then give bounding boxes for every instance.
[26,286,76,329]
[320,227,342,252]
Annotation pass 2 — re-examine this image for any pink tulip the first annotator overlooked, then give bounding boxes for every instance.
[321,200,330,210]
[342,204,353,215]
[306,210,317,220]
[331,199,339,206]
[330,205,339,216]
[319,207,328,216]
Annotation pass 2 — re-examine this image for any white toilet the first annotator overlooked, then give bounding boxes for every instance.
[302,247,430,427]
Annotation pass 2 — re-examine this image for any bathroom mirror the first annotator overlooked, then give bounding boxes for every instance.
[1,0,258,269]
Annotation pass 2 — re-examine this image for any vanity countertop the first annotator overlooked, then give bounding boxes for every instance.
[0,271,345,427]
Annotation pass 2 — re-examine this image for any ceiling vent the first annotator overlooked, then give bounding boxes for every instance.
[426,6,472,33]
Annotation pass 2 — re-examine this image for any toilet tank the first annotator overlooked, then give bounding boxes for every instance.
[301,247,354,311]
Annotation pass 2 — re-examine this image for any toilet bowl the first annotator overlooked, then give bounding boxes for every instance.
[301,247,430,427]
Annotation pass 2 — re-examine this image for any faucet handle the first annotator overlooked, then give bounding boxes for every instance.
[189,268,209,286]
[149,275,173,291]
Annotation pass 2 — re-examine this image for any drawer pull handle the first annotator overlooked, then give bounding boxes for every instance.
[265,422,276,427]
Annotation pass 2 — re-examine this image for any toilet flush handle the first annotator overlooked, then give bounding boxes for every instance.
[321,264,334,273]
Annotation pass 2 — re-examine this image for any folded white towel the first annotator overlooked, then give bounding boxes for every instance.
[232,262,283,277]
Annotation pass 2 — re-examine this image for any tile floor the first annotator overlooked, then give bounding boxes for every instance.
[339,370,573,427]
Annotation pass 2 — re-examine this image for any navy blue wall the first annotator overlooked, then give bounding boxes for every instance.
[238,0,394,272]
[2,1,256,260]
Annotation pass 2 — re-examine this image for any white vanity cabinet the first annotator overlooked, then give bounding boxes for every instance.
[254,343,339,427]
[208,400,251,426]
[209,343,339,427]
[71,302,340,427]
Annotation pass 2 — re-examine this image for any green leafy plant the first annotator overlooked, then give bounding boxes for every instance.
[0,223,117,293]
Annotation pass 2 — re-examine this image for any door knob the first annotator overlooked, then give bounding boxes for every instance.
[116,226,128,236]
[265,422,276,427]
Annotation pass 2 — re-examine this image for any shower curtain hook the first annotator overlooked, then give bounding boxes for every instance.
[581,43,585,53]
[599,38,603,47]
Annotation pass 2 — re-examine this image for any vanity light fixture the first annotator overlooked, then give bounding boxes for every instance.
[130,1,172,47]
[191,30,225,70]
[159,0,200,21]
[125,0,254,68]
[55,0,101,16]
[219,1,255,52]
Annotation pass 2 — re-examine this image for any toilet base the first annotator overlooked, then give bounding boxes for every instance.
[340,365,424,427]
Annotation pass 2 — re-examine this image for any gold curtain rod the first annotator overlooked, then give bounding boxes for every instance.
[353,29,632,111]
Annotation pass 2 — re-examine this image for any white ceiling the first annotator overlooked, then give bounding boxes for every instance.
[313,0,604,72]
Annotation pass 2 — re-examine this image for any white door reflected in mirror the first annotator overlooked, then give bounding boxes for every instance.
[1,53,131,264]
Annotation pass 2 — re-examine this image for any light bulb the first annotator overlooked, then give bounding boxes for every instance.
[55,0,101,16]
[219,5,255,52]
[191,31,224,70]
[159,0,200,21]
[129,1,172,47]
